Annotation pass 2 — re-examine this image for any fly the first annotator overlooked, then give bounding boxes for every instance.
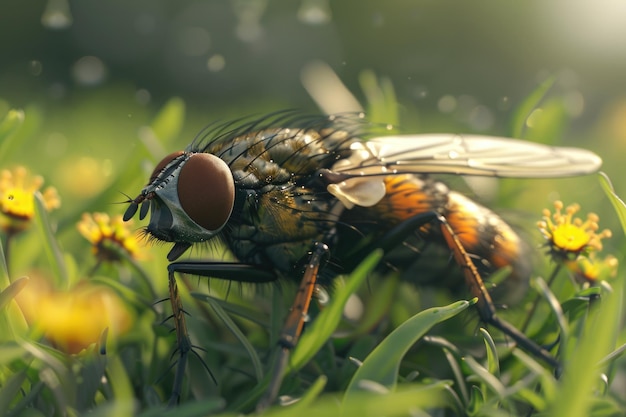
[123,112,602,408]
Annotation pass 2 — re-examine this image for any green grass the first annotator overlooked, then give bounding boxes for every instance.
[0,82,625,417]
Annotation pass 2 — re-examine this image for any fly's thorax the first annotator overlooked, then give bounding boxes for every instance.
[197,125,356,271]
[202,127,354,189]
[224,184,337,272]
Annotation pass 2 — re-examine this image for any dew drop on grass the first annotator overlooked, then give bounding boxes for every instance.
[438,95,457,113]
[41,0,72,30]
[207,54,226,72]
[72,56,107,87]
[297,0,332,25]
[28,60,43,76]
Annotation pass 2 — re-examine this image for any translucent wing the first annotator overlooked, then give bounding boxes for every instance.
[327,134,602,208]
[342,134,602,177]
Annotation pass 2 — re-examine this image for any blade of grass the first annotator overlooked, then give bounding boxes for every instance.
[0,109,25,162]
[33,192,67,288]
[274,375,327,414]
[266,381,451,417]
[598,172,626,235]
[546,277,623,417]
[463,355,506,399]
[345,299,470,395]
[533,276,568,358]
[0,233,9,289]
[0,276,28,310]
[0,370,27,414]
[510,76,555,138]
[479,327,500,377]
[202,295,263,383]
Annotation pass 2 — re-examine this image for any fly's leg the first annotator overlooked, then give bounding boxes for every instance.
[343,212,442,272]
[437,215,560,368]
[164,262,277,405]
[256,242,329,411]
[168,270,192,406]
[350,211,559,368]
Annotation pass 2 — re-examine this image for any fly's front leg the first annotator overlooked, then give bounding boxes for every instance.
[167,270,192,406]
[164,262,277,405]
[257,242,329,411]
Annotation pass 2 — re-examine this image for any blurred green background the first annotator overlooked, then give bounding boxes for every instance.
[2,0,625,227]
[1,1,626,414]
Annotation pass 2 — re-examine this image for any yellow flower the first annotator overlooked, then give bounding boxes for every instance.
[537,201,612,256]
[0,166,60,232]
[15,274,133,354]
[564,253,619,283]
[77,212,145,262]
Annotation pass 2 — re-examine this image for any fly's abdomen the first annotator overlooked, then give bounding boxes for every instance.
[445,191,530,302]
[371,174,450,223]
[349,173,530,301]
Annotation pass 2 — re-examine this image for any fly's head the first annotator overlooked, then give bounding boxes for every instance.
[124,151,235,261]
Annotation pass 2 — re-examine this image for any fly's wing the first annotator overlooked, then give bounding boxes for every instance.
[326,134,602,208]
[361,134,602,177]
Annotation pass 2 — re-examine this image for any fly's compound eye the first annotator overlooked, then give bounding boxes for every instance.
[177,153,235,232]
[150,151,185,183]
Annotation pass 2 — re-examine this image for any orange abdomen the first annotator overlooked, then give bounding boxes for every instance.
[354,174,530,302]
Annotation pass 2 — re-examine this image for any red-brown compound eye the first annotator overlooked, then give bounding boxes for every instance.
[150,151,185,183]
[177,153,235,231]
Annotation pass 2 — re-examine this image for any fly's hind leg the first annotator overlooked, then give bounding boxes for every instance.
[350,210,560,369]
[437,215,560,368]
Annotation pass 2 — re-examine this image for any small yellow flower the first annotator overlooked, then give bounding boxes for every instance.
[15,274,133,354]
[564,253,619,283]
[0,166,60,232]
[537,201,612,256]
[77,212,145,262]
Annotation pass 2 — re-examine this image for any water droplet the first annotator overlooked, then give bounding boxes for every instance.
[135,89,151,105]
[72,56,107,86]
[235,22,264,43]
[207,54,226,72]
[41,0,72,30]
[438,95,457,113]
[28,60,43,76]
[412,85,428,99]
[297,0,332,25]
[233,0,267,43]
[497,96,510,111]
